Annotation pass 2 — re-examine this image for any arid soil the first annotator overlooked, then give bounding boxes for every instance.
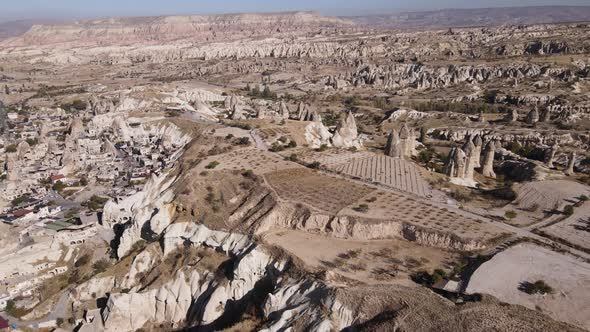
[467,243,590,330]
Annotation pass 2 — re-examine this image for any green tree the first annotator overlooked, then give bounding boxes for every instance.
[52,181,66,192]
[505,210,517,219]
[5,144,17,153]
[4,85,9,95]
[564,205,575,216]
[92,259,112,274]
[26,138,39,146]
[262,85,276,99]
[419,127,428,143]
[251,85,261,96]
[205,161,220,169]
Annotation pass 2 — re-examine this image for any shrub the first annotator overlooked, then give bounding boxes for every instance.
[450,190,471,202]
[373,97,391,110]
[563,205,575,216]
[307,161,321,169]
[242,169,255,179]
[61,99,87,112]
[483,90,500,104]
[411,269,447,286]
[338,249,361,260]
[431,269,447,284]
[5,300,30,317]
[519,280,553,295]
[226,122,252,130]
[74,254,91,267]
[11,194,30,207]
[418,149,435,163]
[52,181,67,192]
[236,137,250,145]
[353,204,369,213]
[315,144,329,152]
[505,210,517,220]
[5,144,17,153]
[205,161,220,169]
[26,138,39,146]
[270,143,285,152]
[344,95,362,107]
[87,195,109,211]
[92,259,112,274]
[485,187,517,201]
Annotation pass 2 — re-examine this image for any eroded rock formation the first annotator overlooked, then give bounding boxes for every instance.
[481,141,497,178]
[331,111,361,149]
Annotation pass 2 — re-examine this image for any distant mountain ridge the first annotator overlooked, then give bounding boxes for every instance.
[2,6,590,44]
[1,11,354,46]
[350,6,590,29]
[0,19,59,41]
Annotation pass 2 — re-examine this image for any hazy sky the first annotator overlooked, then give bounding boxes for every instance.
[1,0,590,21]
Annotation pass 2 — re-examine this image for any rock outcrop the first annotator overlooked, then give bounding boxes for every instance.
[545,143,558,168]
[278,101,290,120]
[305,117,333,149]
[385,124,416,159]
[472,134,483,168]
[385,129,402,158]
[481,141,497,178]
[297,102,315,122]
[444,137,479,187]
[331,111,361,149]
[230,104,246,120]
[90,222,288,332]
[505,109,519,122]
[526,107,540,125]
[0,101,7,135]
[565,151,576,176]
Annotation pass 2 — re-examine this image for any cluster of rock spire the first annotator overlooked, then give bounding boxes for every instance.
[444,134,496,186]
[385,123,416,159]
[443,133,578,186]
[505,106,552,125]
[282,101,361,149]
[545,143,577,176]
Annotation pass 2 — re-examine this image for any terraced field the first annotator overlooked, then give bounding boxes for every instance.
[299,150,432,197]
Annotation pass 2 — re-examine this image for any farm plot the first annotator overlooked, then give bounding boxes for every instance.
[343,190,507,242]
[300,150,432,197]
[197,148,300,174]
[265,168,376,214]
